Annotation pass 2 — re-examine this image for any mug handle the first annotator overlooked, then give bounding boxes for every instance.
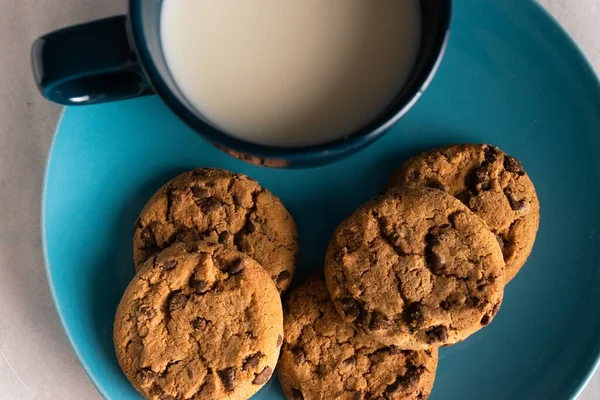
[31,15,152,106]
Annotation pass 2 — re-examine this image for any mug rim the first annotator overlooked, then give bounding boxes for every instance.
[129,0,452,162]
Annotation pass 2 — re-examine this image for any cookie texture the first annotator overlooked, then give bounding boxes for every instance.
[133,168,298,292]
[387,144,539,282]
[325,187,505,349]
[114,242,283,400]
[279,277,438,400]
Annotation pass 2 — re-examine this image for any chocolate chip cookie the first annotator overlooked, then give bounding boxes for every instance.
[387,144,539,282]
[114,242,284,400]
[133,168,298,292]
[278,276,438,400]
[325,187,505,350]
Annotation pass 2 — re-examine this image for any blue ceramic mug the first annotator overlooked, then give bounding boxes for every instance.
[32,1,451,167]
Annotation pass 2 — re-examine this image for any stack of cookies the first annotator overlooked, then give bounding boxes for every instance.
[112,144,539,400]
[277,144,539,400]
[113,168,299,400]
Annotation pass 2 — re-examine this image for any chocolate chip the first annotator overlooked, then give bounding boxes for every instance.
[474,167,491,190]
[407,169,421,182]
[495,235,504,250]
[226,258,245,275]
[140,226,157,248]
[506,192,530,212]
[243,353,262,371]
[473,167,486,183]
[424,232,437,245]
[189,277,209,293]
[386,377,402,394]
[342,356,355,366]
[185,241,200,253]
[446,212,462,228]
[388,232,403,248]
[481,314,491,325]
[369,311,390,331]
[246,222,257,234]
[387,365,424,392]
[200,197,221,213]
[162,260,177,270]
[352,392,364,400]
[440,300,450,310]
[176,228,200,243]
[277,271,291,284]
[168,292,187,312]
[316,365,327,376]
[212,281,224,294]
[252,366,272,385]
[277,335,283,347]
[138,368,158,381]
[191,186,210,200]
[504,156,524,174]
[426,249,444,274]
[292,389,304,400]
[369,347,391,359]
[426,180,446,192]
[134,218,143,230]
[403,302,424,329]
[218,231,231,244]
[484,146,501,163]
[466,193,484,211]
[160,391,177,400]
[341,298,361,319]
[292,346,306,364]
[372,396,385,400]
[192,318,208,330]
[425,325,448,344]
[139,305,156,319]
[218,367,236,391]
[150,383,174,400]
[491,302,501,316]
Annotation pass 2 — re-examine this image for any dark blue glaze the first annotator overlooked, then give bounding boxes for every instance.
[31,16,152,105]
[32,1,451,167]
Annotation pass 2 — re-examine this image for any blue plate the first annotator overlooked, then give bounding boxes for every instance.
[43,1,600,399]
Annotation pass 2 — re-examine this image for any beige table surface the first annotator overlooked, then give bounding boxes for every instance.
[1,1,599,399]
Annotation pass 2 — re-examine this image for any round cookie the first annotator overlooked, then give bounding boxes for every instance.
[279,276,438,400]
[133,168,298,292]
[387,144,539,283]
[114,242,283,400]
[325,187,505,350]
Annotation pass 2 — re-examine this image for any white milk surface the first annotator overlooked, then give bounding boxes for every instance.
[161,0,421,147]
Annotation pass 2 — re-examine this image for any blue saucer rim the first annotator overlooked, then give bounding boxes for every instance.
[529,1,600,398]
[41,2,600,399]
[42,109,113,400]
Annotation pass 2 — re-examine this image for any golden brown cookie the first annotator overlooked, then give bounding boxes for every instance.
[278,276,438,400]
[387,144,539,282]
[133,168,298,292]
[325,187,505,350]
[114,242,283,400]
